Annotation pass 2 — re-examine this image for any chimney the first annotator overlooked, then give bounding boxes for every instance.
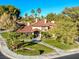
[27,22,30,26]
[35,18,38,23]
[44,19,47,23]
[51,21,55,23]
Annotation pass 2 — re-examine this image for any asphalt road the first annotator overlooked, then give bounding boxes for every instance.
[54,53,79,59]
[0,52,9,59]
[0,52,79,59]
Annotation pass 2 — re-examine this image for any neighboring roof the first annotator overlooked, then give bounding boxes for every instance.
[32,20,54,27]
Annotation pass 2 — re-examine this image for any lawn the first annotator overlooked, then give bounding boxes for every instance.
[1,32,54,55]
[43,39,79,50]
[16,42,54,55]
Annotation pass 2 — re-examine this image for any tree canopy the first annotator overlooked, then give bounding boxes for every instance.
[62,7,79,21]
[0,5,20,30]
[0,5,20,18]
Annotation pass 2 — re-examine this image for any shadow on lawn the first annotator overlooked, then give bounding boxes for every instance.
[15,41,45,55]
[39,50,44,55]
[17,41,37,49]
[26,41,37,46]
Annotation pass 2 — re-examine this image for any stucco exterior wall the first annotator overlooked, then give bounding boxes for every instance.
[32,27,42,30]
[32,26,48,31]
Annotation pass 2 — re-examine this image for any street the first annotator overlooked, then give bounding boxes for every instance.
[1,52,79,59]
[54,53,79,59]
[0,52,9,59]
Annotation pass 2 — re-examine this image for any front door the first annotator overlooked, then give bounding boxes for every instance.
[34,31,39,38]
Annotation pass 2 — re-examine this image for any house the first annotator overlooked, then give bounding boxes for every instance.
[17,18,55,33]
[16,19,55,41]
[32,18,55,31]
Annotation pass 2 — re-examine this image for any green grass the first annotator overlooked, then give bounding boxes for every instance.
[16,49,40,55]
[43,39,78,50]
[1,32,54,55]
[15,42,54,55]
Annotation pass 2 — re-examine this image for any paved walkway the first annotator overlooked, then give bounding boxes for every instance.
[39,42,65,55]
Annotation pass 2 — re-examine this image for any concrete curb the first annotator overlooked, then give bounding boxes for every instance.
[0,44,16,59]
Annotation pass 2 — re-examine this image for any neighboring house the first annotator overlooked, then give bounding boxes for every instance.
[16,18,55,41]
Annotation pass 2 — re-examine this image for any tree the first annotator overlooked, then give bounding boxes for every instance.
[41,15,45,19]
[14,8,20,18]
[24,13,28,20]
[0,5,20,18]
[0,5,21,30]
[6,5,15,14]
[0,6,5,16]
[37,8,41,17]
[35,13,37,18]
[5,5,20,18]
[62,7,79,21]
[25,13,28,17]
[48,14,77,44]
[46,13,57,21]
[31,9,35,18]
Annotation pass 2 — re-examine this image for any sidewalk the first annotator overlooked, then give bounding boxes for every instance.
[39,42,65,55]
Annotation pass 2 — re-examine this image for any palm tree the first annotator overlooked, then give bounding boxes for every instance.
[41,15,44,19]
[31,9,35,18]
[25,13,28,18]
[37,8,41,17]
[35,13,37,18]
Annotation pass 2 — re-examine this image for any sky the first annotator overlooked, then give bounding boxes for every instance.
[0,0,79,16]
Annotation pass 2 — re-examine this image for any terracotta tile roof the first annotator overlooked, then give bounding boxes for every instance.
[17,25,33,32]
[17,20,55,33]
[32,20,54,27]
[17,25,39,33]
